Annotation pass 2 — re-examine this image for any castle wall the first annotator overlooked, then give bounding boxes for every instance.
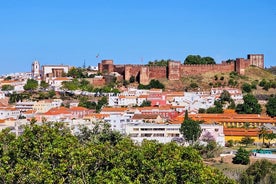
[168,61,181,80]
[140,67,150,85]
[124,65,143,81]
[113,65,125,75]
[148,66,167,79]
[235,58,250,75]
[248,54,264,68]
[180,62,235,76]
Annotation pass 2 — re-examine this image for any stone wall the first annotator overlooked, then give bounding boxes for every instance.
[124,65,142,81]
[97,54,264,84]
[180,62,235,76]
[168,61,181,80]
[148,66,167,79]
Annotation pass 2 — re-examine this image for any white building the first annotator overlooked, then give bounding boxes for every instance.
[125,123,225,146]
[0,108,20,119]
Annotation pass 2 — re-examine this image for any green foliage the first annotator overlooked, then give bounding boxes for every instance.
[198,108,206,113]
[184,55,216,64]
[206,100,223,114]
[240,159,276,184]
[193,141,221,158]
[23,79,38,91]
[40,80,49,89]
[67,67,87,78]
[8,92,30,104]
[147,59,172,67]
[226,140,234,147]
[266,96,276,118]
[239,136,254,147]
[220,90,231,103]
[4,76,12,80]
[232,147,250,165]
[236,94,261,114]
[78,96,107,112]
[190,82,198,89]
[139,100,151,107]
[228,78,238,87]
[242,83,252,93]
[1,84,14,91]
[138,79,165,89]
[0,122,235,183]
[259,79,276,91]
[180,112,202,145]
[129,75,135,83]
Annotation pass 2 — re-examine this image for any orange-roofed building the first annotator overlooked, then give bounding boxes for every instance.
[136,105,179,120]
[100,107,128,114]
[40,107,73,122]
[132,114,164,124]
[224,127,272,142]
[69,106,94,118]
[173,110,276,127]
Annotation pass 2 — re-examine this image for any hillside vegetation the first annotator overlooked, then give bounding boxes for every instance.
[162,66,276,95]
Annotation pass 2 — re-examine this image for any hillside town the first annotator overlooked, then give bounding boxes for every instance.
[0,55,275,151]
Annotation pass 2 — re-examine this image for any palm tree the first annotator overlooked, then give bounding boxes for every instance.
[258,125,268,147]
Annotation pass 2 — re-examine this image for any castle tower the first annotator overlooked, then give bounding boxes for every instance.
[247,54,264,68]
[168,61,181,80]
[32,60,40,78]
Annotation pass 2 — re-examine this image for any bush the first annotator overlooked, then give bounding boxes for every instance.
[232,147,250,165]
[242,83,252,93]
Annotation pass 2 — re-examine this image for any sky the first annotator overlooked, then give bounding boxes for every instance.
[0,0,275,75]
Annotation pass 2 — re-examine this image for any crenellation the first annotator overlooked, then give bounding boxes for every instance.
[98,54,264,84]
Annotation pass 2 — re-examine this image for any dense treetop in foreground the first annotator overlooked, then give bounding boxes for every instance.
[0,122,235,183]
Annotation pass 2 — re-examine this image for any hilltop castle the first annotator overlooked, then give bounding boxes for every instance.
[98,54,264,84]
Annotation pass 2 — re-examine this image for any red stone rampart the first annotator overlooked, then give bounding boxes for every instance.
[168,61,181,80]
[180,62,235,76]
[98,54,264,83]
[124,65,142,81]
[148,66,167,79]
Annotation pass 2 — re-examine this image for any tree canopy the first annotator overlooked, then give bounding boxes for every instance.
[266,96,276,117]
[240,159,276,184]
[0,121,235,183]
[236,94,261,114]
[147,59,172,67]
[23,79,38,91]
[180,111,203,144]
[138,79,165,89]
[184,55,216,64]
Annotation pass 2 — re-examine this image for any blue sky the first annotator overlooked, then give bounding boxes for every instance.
[0,0,275,74]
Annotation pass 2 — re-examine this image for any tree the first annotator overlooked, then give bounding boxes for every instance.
[236,94,261,114]
[242,83,252,93]
[258,126,268,147]
[40,80,49,90]
[265,133,276,148]
[184,55,216,65]
[232,147,250,165]
[140,100,151,107]
[1,84,14,91]
[0,121,235,183]
[206,100,223,114]
[240,136,254,147]
[129,76,135,83]
[23,79,38,91]
[240,159,276,184]
[266,96,276,117]
[220,90,231,103]
[180,110,202,145]
[190,82,198,89]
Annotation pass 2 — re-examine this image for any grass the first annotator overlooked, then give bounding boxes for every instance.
[162,66,276,96]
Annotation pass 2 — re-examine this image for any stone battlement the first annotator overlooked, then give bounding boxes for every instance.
[98,54,264,85]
